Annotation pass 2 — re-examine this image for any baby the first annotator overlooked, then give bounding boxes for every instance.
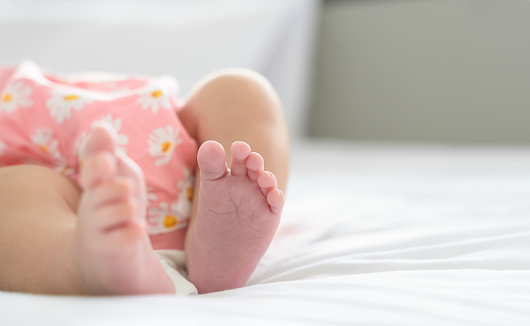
[0,61,289,295]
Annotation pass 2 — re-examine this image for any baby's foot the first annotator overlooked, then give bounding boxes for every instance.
[187,141,284,293]
[75,123,174,295]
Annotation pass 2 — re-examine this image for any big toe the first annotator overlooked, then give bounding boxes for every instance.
[197,141,228,181]
[80,152,117,190]
[82,122,119,161]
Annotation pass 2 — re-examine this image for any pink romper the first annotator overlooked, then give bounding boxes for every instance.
[0,61,197,251]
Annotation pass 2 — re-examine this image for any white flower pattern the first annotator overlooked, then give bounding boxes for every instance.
[146,187,158,204]
[47,89,93,123]
[148,126,181,166]
[147,201,189,234]
[31,129,62,160]
[31,129,73,174]
[176,167,194,217]
[0,81,33,113]
[137,88,171,113]
[55,161,75,177]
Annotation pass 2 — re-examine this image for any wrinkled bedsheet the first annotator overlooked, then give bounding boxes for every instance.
[1,140,530,325]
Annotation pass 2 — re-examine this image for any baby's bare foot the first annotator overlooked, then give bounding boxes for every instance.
[75,123,174,295]
[187,141,284,293]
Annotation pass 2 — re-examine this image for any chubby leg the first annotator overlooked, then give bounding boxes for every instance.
[179,69,289,293]
[0,164,87,294]
[0,124,174,295]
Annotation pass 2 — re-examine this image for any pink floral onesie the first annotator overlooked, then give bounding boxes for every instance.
[0,61,197,251]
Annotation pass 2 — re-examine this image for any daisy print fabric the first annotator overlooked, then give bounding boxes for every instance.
[47,89,93,123]
[31,129,64,161]
[0,80,33,113]
[148,201,189,234]
[147,167,195,235]
[149,126,182,166]
[137,88,172,113]
[0,61,198,251]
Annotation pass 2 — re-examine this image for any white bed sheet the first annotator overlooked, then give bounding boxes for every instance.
[2,140,530,325]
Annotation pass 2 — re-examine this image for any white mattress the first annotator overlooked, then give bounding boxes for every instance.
[2,140,530,325]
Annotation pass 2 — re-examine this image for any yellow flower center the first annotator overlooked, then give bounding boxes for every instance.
[163,215,178,228]
[151,90,163,98]
[187,187,193,201]
[2,93,13,103]
[161,141,172,153]
[59,165,69,174]
[40,145,49,153]
[63,94,80,101]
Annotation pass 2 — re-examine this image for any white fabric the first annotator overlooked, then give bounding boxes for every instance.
[2,140,530,325]
[154,250,197,296]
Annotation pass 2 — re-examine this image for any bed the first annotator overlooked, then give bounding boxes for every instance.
[2,139,530,325]
[1,0,530,324]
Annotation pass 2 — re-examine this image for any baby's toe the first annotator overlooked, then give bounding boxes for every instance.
[95,200,138,232]
[257,171,284,213]
[88,177,135,209]
[82,122,119,161]
[266,188,284,215]
[80,152,117,190]
[246,152,265,182]
[257,170,277,195]
[230,141,251,176]
[198,141,229,181]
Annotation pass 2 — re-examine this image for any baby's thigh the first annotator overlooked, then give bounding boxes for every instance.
[0,165,82,291]
[0,164,81,217]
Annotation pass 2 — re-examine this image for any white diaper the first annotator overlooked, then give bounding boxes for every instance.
[154,250,198,296]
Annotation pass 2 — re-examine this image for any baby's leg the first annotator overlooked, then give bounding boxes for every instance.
[0,164,88,294]
[179,69,289,293]
[0,124,174,295]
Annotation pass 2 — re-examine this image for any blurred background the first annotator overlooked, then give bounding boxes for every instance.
[1,0,530,144]
[310,0,530,145]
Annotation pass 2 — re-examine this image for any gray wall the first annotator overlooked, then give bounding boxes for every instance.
[309,0,530,144]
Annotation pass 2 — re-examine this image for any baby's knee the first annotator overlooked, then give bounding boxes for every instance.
[188,68,283,121]
[193,68,279,106]
[200,68,272,92]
